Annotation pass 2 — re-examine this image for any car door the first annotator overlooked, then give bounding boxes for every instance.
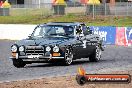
[74,39,84,58]
[81,25,96,56]
[74,34,89,58]
[80,38,89,57]
[84,33,97,56]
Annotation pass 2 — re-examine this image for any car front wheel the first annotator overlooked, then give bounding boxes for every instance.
[64,49,73,65]
[89,45,101,62]
[12,59,26,68]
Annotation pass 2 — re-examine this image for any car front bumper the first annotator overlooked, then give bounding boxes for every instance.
[10,55,64,62]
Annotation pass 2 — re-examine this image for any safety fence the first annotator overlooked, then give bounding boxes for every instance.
[0,2,132,17]
[0,24,131,46]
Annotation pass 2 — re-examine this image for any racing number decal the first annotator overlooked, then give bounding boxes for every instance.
[83,40,87,48]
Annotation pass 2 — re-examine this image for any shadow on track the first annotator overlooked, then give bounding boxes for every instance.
[25,58,114,68]
[26,60,89,68]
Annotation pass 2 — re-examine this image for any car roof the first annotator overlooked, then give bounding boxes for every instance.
[40,22,85,26]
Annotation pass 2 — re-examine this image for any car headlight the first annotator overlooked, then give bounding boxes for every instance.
[46,46,51,52]
[11,45,17,52]
[19,46,25,52]
[53,46,59,52]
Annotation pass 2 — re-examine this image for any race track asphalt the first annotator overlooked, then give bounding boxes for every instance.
[0,40,132,83]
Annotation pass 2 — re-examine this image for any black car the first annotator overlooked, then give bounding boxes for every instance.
[10,22,104,68]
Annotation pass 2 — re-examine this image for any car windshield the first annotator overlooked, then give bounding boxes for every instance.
[33,25,74,37]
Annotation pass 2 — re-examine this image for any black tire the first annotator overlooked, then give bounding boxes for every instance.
[89,45,101,62]
[13,59,26,68]
[63,48,73,66]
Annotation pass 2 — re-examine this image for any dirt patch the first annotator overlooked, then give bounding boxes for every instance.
[0,70,132,88]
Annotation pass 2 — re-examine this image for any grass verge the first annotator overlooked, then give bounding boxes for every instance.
[0,14,132,26]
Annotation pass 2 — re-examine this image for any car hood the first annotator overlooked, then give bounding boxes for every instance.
[16,37,75,46]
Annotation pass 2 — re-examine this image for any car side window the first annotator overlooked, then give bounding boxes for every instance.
[83,26,92,35]
[64,26,74,35]
[81,25,87,31]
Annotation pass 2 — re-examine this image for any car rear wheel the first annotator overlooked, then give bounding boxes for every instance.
[64,49,73,65]
[89,45,101,62]
[13,59,26,68]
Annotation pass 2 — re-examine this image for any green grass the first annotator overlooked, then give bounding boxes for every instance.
[10,8,52,16]
[0,13,132,26]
